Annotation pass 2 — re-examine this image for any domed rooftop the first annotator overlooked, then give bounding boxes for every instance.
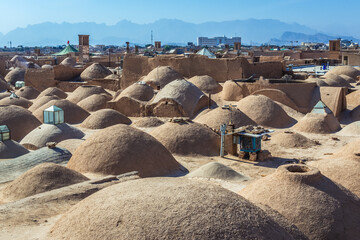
[332,138,360,161]
[0,140,29,159]
[60,57,76,67]
[48,177,301,240]
[293,113,340,134]
[0,96,32,109]
[0,105,41,141]
[57,139,85,154]
[338,121,360,136]
[4,67,25,85]
[267,131,317,148]
[67,124,182,177]
[149,79,208,118]
[0,163,88,203]
[237,95,294,128]
[36,87,67,100]
[194,107,255,131]
[240,164,360,239]
[77,94,109,112]
[81,109,131,129]
[150,121,220,156]
[187,162,248,181]
[15,86,40,100]
[326,65,360,79]
[132,117,164,128]
[28,95,61,112]
[20,123,85,150]
[142,66,182,89]
[33,99,90,124]
[116,82,154,102]
[80,63,112,80]
[322,73,352,88]
[67,85,111,104]
[187,75,222,94]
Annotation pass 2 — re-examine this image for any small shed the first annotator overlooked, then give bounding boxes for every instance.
[43,105,64,125]
[0,125,10,141]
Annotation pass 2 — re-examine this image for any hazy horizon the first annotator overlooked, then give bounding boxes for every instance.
[1,0,360,38]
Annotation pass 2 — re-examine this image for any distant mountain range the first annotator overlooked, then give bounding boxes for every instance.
[269,32,360,45]
[0,19,357,47]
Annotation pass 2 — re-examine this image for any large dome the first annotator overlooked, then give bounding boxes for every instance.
[150,121,221,156]
[237,95,294,128]
[239,164,360,239]
[293,113,341,134]
[15,86,40,100]
[4,67,25,85]
[0,105,41,141]
[142,66,182,89]
[66,85,111,104]
[80,63,112,80]
[81,109,131,129]
[48,177,302,240]
[116,82,154,101]
[187,75,222,94]
[36,87,67,99]
[326,65,360,79]
[67,124,182,177]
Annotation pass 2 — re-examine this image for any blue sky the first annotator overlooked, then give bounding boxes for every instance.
[0,0,359,37]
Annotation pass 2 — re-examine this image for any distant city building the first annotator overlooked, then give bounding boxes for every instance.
[197,36,241,47]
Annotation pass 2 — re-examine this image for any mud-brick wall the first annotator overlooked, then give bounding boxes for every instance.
[25,69,56,91]
[122,55,283,89]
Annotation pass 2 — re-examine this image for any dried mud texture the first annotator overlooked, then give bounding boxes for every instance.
[80,63,112,80]
[150,121,220,156]
[322,73,352,88]
[117,82,154,101]
[81,109,131,129]
[338,121,360,136]
[5,67,25,85]
[251,89,299,111]
[33,99,90,124]
[346,90,360,108]
[0,140,29,159]
[57,139,85,154]
[332,138,360,161]
[48,177,301,240]
[28,95,61,112]
[60,57,76,67]
[36,87,67,100]
[67,124,181,177]
[132,117,164,128]
[77,94,109,112]
[20,123,85,150]
[187,162,249,181]
[240,164,360,240]
[194,107,255,131]
[67,85,111,104]
[142,65,182,89]
[0,105,41,141]
[267,131,317,148]
[187,75,222,94]
[15,86,40,100]
[293,113,341,134]
[237,95,294,128]
[0,163,88,203]
[0,97,32,109]
[326,65,360,79]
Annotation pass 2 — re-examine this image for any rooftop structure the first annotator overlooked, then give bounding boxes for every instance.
[197,36,241,47]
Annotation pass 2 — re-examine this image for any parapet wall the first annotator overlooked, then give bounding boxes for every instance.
[122,55,284,89]
[25,69,56,91]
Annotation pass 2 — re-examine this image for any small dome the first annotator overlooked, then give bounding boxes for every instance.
[0,105,41,141]
[221,80,245,101]
[293,113,341,134]
[0,163,88,203]
[20,123,85,150]
[60,57,76,67]
[0,140,29,159]
[194,107,255,131]
[326,65,360,79]
[338,121,360,136]
[266,131,317,148]
[81,109,131,129]
[0,96,32,109]
[239,164,360,239]
[77,94,109,112]
[29,95,61,112]
[132,117,164,128]
[116,82,154,101]
[67,85,111,104]
[33,99,90,124]
[142,66,182,89]
[67,124,182,177]
[48,177,300,240]
[322,73,352,87]
[187,75,222,94]
[237,95,294,128]
[187,162,248,181]
[36,87,67,99]
[15,86,40,100]
[57,139,85,154]
[80,63,112,80]
[4,67,25,85]
[150,121,220,156]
